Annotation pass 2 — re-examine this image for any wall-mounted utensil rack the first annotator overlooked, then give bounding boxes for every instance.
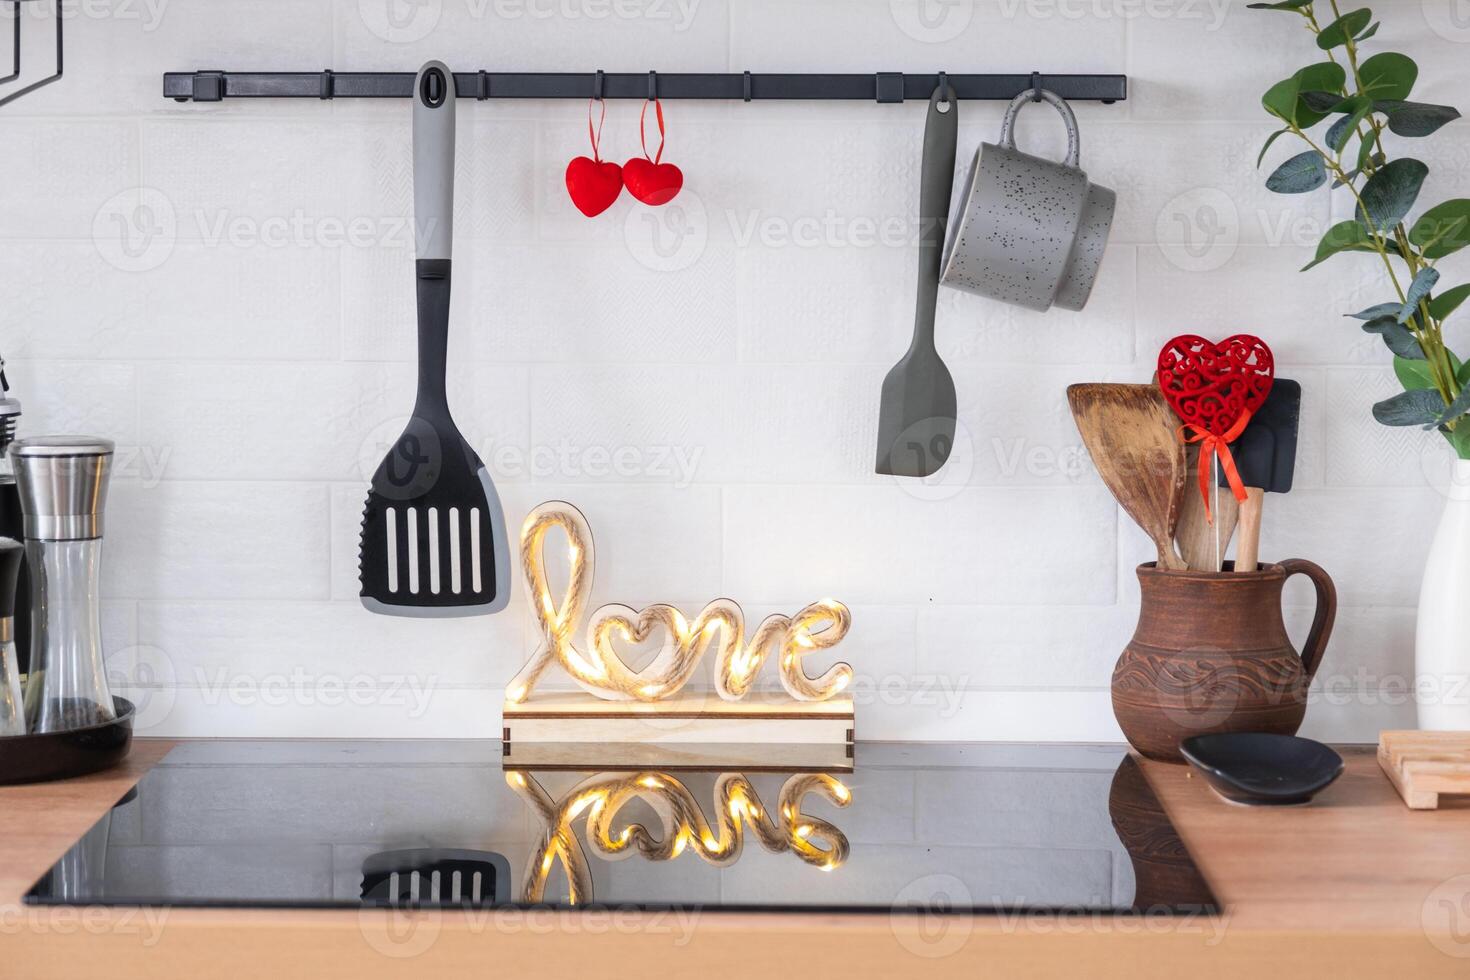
[1,0,64,109]
[163,69,1126,105]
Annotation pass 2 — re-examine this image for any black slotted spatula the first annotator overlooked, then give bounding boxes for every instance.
[359,61,510,617]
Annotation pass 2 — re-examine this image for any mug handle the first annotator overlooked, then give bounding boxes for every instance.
[998,88,1081,169]
[1278,558,1337,682]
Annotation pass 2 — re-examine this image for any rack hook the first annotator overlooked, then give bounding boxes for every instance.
[592,69,604,101]
[937,70,949,102]
[742,70,752,103]
[647,69,658,100]
[1030,71,1043,102]
[319,69,335,100]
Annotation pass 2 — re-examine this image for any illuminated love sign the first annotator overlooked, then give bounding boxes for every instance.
[505,501,853,704]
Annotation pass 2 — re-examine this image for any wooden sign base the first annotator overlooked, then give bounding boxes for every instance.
[502,691,855,770]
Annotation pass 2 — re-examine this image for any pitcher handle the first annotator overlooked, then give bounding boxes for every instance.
[1278,559,1337,682]
[998,89,1081,169]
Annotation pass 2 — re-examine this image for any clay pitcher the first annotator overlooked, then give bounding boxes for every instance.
[1112,560,1336,763]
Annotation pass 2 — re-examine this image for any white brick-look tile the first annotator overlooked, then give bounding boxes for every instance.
[2,0,1460,742]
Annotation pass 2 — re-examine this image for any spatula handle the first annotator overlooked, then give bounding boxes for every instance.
[414,61,456,263]
[914,84,957,347]
[1236,487,1264,572]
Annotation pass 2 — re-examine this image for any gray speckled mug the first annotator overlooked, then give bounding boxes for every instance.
[941,89,1112,313]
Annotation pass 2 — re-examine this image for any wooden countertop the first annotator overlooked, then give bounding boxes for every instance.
[3,740,1469,978]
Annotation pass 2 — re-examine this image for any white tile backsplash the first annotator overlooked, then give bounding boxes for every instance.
[2,0,1461,742]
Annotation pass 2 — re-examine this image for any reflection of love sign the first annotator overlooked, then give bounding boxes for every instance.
[506,502,853,704]
[508,769,850,904]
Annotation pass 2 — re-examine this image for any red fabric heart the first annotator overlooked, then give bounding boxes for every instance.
[1156,334,1275,437]
[623,157,683,206]
[565,157,623,217]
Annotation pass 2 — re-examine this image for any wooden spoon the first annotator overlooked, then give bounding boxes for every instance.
[1067,383,1187,571]
[1175,445,1240,572]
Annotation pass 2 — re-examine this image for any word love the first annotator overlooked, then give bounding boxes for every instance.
[508,769,851,903]
[505,501,853,704]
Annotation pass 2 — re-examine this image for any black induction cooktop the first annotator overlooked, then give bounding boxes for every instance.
[24,741,1217,917]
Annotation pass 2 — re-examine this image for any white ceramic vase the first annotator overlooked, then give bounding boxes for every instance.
[1416,458,1470,730]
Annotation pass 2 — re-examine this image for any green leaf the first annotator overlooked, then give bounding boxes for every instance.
[1430,283,1470,321]
[1458,359,1470,389]
[1359,52,1418,101]
[1256,127,1290,168]
[1396,356,1438,390]
[1400,268,1441,323]
[1377,100,1461,137]
[1247,0,1314,7]
[1293,64,1348,126]
[1304,221,1378,269]
[1262,77,1301,124]
[1299,90,1346,113]
[1410,200,1470,259]
[1356,20,1379,42]
[1357,158,1428,232]
[1440,422,1470,459]
[1327,95,1373,152]
[1348,302,1402,320]
[1267,150,1328,193]
[1317,8,1372,49]
[1374,388,1445,426]
[1363,316,1425,359]
[1431,386,1470,429]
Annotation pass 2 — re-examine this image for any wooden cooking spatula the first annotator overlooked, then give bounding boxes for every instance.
[1067,383,1188,571]
[1175,445,1239,572]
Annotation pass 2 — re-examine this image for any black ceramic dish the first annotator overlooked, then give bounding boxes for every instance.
[1179,732,1344,807]
[0,697,134,785]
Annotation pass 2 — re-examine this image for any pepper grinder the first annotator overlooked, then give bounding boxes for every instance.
[11,437,117,733]
[0,538,24,736]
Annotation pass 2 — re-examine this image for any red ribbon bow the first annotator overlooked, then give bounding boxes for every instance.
[1177,408,1253,525]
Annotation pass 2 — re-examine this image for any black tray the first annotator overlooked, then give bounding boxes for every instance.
[0,697,135,785]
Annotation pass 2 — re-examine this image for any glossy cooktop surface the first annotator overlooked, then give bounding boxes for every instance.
[25,741,1216,916]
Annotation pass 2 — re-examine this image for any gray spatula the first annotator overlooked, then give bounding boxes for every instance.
[876,84,958,478]
[358,61,510,618]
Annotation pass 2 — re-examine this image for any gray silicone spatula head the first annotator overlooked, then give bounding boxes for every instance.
[876,85,959,479]
[358,61,510,617]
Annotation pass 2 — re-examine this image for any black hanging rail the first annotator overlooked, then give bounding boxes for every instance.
[1,0,65,109]
[163,69,1126,105]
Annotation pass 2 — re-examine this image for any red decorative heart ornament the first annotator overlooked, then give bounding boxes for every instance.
[623,157,683,206]
[565,156,624,218]
[1156,334,1275,437]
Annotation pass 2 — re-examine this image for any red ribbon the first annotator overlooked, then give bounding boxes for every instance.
[639,97,666,165]
[1177,409,1253,525]
[587,97,607,162]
